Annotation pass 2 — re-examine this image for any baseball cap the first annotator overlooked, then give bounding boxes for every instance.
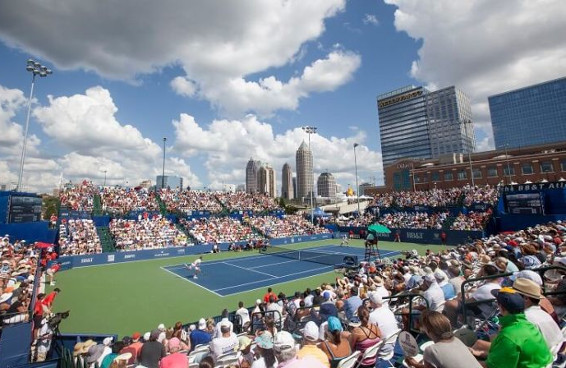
[491,287,525,314]
[198,318,206,329]
[514,270,542,285]
[132,332,141,340]
[273,331,296,352]
[327,316,343,333]
[368,291,382,305]
[302,321,319,341]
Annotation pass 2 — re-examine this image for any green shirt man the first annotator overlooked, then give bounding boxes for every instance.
[486,288,553,368]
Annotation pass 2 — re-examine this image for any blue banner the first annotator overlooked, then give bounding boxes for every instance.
[57,233,333,270]
[336,226,483,246]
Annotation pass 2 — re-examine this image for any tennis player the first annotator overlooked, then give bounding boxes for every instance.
[186,256,203,279]
[340,234,350,246]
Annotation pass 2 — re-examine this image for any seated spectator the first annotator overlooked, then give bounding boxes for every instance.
[470,288,552,367]
[405,311,481,368]
[272,331,326,368]
[319,316,352,368]
[159,338,188,368]
[190,318,212,350]
[297,321,329,367]
[139,329,166,368]
[367,292,398,354]
[209,321,238,361]
[348,306,382,368]
[252,333,277,368]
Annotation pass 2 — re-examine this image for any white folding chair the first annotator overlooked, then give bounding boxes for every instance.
[215,351,239,367]
[336,350,361,368]
[378,329,402,367]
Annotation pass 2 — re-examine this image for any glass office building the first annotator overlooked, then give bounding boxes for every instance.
[377,85,475,167]
[378,86,431,166]
[489,77,566,150]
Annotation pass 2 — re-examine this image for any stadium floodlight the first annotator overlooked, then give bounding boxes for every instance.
[302,126,317,223]
[16,58,53,192]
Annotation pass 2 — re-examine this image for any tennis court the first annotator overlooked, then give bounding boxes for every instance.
[162,245,400,296]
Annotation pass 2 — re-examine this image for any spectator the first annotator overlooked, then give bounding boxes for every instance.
[319,316,352,368]
[252,334,277,368]
[209,321,238,361]
[367,292,398,354]
[348,306,382,368]
[297,321,329,367]
[512,278,563,350]
[470,288,552,367]
[405,311,481,368]
[159,338,188,368]
[119,332,143,365]
[139,329,166,368]
[214,309,233,338]
[272,331,326,368]
[238,336,255,368]
[190,318,212,349]
[236,301,251,332]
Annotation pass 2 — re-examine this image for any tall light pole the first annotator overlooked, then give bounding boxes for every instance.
[353,143,360,217]
[16,58,52,191]
[464,119,475,187]
[101,170,107,187]
[162,137,167,190]
[302,126,317,223]
[504,144,512,184]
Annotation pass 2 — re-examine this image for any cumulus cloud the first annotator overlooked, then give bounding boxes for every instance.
[0,0,359,116]
[385,0,566,151]
[172,113,381,191]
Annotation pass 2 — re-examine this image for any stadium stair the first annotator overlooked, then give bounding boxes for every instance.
[93,194,103,216]
[96,226,116,252]
[154,193,168,215]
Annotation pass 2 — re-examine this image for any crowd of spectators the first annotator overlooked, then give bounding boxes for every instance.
[215,192,281,212]
[369,185,499,209]
[58,219,102,256]
[73,219,566,367]
[59,181,97,211]
[0,235,38,326]
[101,187,160,216]
[180,217,263,245]
[109,216,189,251]
[379,211,449,230]
[248,215,331,239]
[450,210,493,231]
[160,189,223,214]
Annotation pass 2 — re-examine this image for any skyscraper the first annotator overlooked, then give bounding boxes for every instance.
[258,164,276,197]
[296,141,314,201]
[377,85,475,167]
[488,77,566,150]
[317,171,336,198]
[281,163,294,200]
[245,158,260,194]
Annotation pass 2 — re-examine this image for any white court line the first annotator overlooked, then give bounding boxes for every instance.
[160,266,222,297]
[212,265,331,292]
[222,261,278,278]
[248,259,301,269]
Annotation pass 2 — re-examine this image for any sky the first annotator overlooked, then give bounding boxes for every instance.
[0,0,565,194]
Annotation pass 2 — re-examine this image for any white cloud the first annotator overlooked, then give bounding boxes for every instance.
[0,0,358,116]
[196,50,361,116]
[385,0,566,151]
[172,113,381,190]
[363,14,379,25]
[0,85,27,147]
[170,77,197,97]
[33,86,161,159]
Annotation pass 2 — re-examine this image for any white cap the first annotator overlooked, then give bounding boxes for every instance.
[368,291,382,305]
[198,318,206,329]
[302,321,319,341]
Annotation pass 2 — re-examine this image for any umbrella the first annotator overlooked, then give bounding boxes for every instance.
[367,224,391,234]
[35,242,53,249]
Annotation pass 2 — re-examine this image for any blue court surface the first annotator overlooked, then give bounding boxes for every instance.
[161,245,400,297]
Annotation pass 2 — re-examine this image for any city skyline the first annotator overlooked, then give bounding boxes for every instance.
[0,1,565,193]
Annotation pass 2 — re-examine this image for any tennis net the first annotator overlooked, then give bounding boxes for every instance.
[260,247,358,267]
